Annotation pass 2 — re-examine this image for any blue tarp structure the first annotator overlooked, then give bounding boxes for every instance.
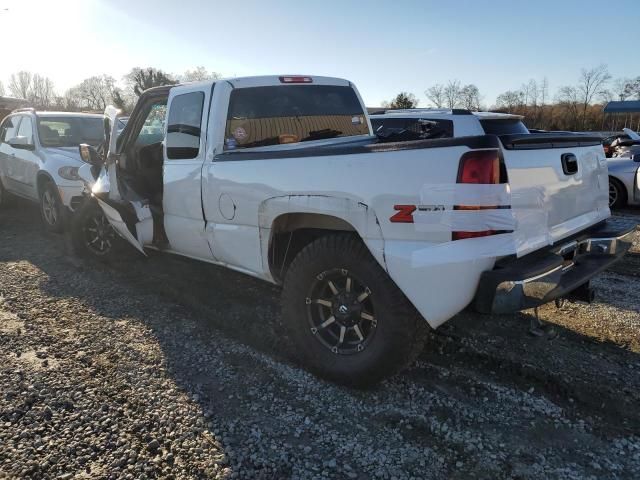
[604,101,640,113]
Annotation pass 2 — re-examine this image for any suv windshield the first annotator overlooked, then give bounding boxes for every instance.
[225,85,369,150]
[37,116,104,148]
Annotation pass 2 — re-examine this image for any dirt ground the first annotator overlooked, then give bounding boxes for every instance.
[0,199,639,479]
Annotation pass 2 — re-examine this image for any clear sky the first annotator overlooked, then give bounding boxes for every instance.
[1,0,638,107]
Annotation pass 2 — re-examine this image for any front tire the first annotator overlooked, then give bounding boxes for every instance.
[281,234,428,387]
[40,181,65,233]
[609,177,627,209]
[71,199,118,261]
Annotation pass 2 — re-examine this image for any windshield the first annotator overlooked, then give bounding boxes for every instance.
[37,116,104,148]
[225,85,369,150]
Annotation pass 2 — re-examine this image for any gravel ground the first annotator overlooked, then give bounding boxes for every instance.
[1,199,640,479]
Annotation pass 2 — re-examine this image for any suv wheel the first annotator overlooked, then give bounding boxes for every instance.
[609,177,627,209]
[281,234,429,387]
[40,181,64,233]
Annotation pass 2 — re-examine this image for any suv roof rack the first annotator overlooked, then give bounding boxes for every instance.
[370,108,472,116]
[11,107,36,114]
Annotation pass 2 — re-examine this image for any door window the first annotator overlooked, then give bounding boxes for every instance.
[0,116,21,143]
[132,102,167,147]
[166,92,205,160]
[17,116,34,144]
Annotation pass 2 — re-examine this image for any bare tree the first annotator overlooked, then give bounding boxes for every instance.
[540,77,549,106]
[556,85,580,130]
[495,90,524,111]
[126,67,177,96]
[60,89,81,111]
[539,77,549,128]
[443,80,461,109]
[180,66,220,83]
[382,92,418,109]
[459,84,482,111]
[71,75,117,110]
[622,77,640,100]
[7,71,56,107]
[425,84,446,108]
[8,71,33,99]
[30,74,56,107]
[577,64,611,128]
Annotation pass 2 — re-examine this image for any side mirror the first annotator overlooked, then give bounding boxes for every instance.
[8,136,34,150]
[79,143,103,166]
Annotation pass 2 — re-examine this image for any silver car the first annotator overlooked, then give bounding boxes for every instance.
[607,128,640,208]
[0,109,105,231]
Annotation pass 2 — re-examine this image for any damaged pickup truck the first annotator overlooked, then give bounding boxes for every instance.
[72,75,636,386]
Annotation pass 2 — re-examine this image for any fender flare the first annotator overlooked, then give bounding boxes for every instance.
[257,194,386,279]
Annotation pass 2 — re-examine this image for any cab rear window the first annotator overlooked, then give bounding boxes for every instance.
[371,117,453,141]
[225,85,368,150]
[480,119,529,135]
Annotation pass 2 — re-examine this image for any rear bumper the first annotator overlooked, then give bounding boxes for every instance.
[474,217,637,314]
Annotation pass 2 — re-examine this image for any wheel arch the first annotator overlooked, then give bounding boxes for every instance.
[36,171,56,197]
[608,174,628,207]
[258,195,386,283]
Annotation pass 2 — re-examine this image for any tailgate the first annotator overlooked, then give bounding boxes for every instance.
[499,134,610,256]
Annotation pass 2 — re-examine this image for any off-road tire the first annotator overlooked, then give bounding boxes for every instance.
[40,180,65,233]
[282,233,429,387]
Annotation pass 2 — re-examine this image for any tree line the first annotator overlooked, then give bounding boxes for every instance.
[384,65,640,132]
[0,66,219,114]
[3,64,639,132]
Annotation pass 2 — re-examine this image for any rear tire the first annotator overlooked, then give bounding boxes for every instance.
[40,181,65,233]
[71,199,119,261]
[281,234,428,387]
[609,177,627,209]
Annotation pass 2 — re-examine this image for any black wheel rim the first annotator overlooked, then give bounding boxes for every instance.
[83,211,114,255]
[609,181,618,207]
[305,268,377,355]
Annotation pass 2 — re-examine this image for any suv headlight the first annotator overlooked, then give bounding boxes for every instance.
[58,166,81,181]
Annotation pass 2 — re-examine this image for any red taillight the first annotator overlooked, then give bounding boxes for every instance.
[453,150,500,241]
[279,76,313,84]
[456,150,500,185]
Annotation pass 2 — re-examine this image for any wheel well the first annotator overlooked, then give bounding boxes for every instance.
[36,173,54,197]
[609,176,626,193]
[268,213,358,283]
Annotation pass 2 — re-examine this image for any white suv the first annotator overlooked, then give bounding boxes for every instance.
[0,109,104,232]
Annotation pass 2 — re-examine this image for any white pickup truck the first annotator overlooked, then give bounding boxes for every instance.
[72,76,635,386]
